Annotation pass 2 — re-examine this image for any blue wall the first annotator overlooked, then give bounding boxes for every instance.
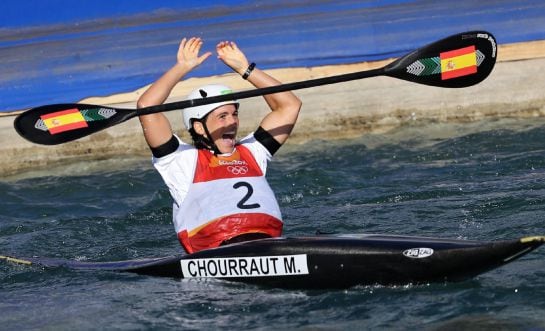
[1,0,544,112]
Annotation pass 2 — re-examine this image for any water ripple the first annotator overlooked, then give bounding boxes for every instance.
[1,119,545,330]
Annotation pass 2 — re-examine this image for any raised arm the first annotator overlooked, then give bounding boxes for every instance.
[216,41,302,146]
[137,37,211,148]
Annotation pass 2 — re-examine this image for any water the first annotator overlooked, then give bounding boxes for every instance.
[1,118,545,330]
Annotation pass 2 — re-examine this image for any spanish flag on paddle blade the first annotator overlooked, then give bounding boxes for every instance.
[40,108,88,134]
[440,45,477,80]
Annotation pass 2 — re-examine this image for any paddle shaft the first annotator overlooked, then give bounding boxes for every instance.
[137,67,386,116]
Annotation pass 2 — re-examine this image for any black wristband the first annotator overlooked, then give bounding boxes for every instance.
[242,62,256,80]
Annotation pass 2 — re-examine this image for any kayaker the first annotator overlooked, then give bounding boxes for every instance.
[137,37,302,253]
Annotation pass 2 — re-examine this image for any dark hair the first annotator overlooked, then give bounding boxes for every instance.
[187,110,224,154]
[188,126,211,150]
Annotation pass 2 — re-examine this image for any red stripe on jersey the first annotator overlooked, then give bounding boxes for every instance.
[193,145,263,183]
[178,213,283,253]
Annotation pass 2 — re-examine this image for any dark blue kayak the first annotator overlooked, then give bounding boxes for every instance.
[2,234,543,289]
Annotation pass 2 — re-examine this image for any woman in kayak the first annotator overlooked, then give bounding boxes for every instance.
[137,37,302,253]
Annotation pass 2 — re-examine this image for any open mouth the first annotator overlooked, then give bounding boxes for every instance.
[221,132,236,145]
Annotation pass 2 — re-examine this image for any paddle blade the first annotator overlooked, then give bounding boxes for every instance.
[14,104,135,145]
[385,31,497,88]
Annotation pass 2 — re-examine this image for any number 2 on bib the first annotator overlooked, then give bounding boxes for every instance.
[233,181,261,209]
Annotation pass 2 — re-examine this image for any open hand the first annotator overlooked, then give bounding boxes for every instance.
[216,41,250,76]
[177,37,212,70]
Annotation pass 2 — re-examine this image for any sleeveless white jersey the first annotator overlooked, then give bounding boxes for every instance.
[153,133,283,253]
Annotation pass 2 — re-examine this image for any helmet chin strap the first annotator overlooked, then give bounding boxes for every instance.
[200,121,222,155]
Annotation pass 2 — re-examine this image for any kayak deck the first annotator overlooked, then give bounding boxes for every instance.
[2,234,543,289]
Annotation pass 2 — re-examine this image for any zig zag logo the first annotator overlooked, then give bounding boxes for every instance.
[81,108,117,121]
[406,57,441,76]
[476,49,485,66]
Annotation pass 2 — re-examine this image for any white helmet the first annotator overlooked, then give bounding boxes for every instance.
[183,84,239,130]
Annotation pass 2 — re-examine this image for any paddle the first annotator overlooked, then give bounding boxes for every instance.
[14,31,497,145]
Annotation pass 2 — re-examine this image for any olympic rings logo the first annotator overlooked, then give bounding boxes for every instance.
[227,166,248,175]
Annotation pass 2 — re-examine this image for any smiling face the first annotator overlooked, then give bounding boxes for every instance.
[193,103,239,154]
